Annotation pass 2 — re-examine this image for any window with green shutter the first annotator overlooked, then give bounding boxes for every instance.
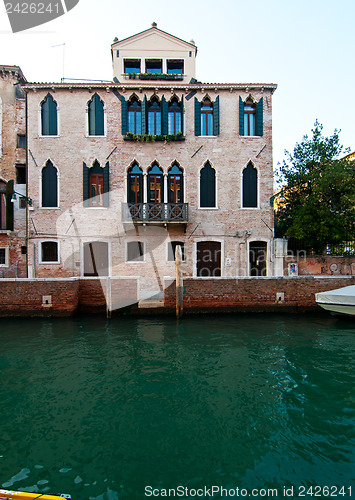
[41,161,58,208]
[41,94,58,136]
[83,161,109,207]
[240,96,263,136]
[195,96,220,136]
[88,94,104,136]
[242,162,258,208]
[200,162,216,208]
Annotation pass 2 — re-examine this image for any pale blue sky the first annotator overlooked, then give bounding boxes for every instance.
[0,0,354,170]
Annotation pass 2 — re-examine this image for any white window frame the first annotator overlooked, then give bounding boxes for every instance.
[125,240,146,263]
[0,246,9,267]
[39,240,60,264]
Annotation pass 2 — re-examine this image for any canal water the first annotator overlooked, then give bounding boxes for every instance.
[0,314,354,499]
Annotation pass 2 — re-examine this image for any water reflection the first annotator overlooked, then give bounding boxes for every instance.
[0,314,354,499]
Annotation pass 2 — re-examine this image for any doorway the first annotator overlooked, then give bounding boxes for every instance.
[196,241,221,277]
[249,241,267,276]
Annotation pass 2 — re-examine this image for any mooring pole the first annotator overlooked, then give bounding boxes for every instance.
[106,276,112,319]
[175,245,183,319]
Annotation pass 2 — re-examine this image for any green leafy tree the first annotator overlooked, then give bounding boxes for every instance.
[276,120,355,253]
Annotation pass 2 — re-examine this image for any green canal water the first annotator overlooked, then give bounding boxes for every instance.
[0,314,354,499]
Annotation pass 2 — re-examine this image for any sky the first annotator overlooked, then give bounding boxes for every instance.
[0,0,354,172]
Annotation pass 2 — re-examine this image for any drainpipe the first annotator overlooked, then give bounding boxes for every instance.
[25,90,29,277]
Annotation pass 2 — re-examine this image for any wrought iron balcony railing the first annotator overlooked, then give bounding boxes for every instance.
[122,203,188,223]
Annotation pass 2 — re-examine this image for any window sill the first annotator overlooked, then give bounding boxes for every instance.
[39,262,61,265]
[86,134,107,138]
[39,207,60,210]
[199,135,218,138]
[198,206,219,210]
[0,230,11,234]
[39,135,60,138]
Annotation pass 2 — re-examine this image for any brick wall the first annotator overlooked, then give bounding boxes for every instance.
[285,256,355,276]
[0,278,79,316]
[2,276,353,317]
[164,276,355,313]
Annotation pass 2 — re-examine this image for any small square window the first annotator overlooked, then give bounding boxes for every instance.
[145,59,162,74]
[167,60,184,74]
[124,59,140,74]
[0,247,8,267]
[21,246,27,255]
[127,241,144,262]
[168,242,185,261]
[19,198,27,209]
[16,165,26,184]
[41,241,59,263]
[17,135,26,148]
[0,248,6,265]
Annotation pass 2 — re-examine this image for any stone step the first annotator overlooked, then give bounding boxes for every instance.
[138,299,165,309]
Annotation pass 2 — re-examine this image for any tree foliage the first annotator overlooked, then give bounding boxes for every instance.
[276,121,355,253]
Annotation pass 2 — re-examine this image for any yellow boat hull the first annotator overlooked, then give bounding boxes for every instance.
[0,490,70,500]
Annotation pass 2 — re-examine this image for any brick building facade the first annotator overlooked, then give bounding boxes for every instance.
[0,65,27,278]
[23,25,280,302]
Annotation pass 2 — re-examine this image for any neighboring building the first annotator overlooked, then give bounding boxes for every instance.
[0,65,27,277]
[24,25,279,301]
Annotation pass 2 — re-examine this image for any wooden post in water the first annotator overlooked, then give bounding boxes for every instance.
[106,277,112,319]
[175,245,183,319]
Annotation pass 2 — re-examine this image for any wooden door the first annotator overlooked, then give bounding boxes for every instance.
[197,241,221,277]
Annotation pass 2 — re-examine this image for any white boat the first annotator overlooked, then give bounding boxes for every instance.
[315,285,355,316]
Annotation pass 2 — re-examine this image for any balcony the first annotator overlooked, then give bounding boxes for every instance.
[122,203,188,223]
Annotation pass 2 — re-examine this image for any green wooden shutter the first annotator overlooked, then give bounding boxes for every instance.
[213,96,220,136]
[83,162,90,207]
[103,162,109,207]
[194,97,201,136]
[243,163,257,208]
[239,96,244,135]
[42,161,58,208]
[121,96,128,135]
[200,163,215,208]
[48,96,58,136]
[5,180,14,231]
[42,95,58,136]
[256,97,263,136]
[161,96,168,135]
[41,99,49,135]
[89,95,104,136]
[180,95,184,134]
[141,96,147,134]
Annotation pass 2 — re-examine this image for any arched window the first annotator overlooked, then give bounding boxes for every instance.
[127,163,143,203]
[148,96,161,135]
[89,161,104,207]
[83,161,109,207]
[200,162,216,208]
[168,97,182,135]
[42,160,58,207]
[148,163,164,203]
[201,97,213,136]
[239,96,263,136]
[41,94,58,136]
[168,163,183,203]
[128,96,142,134]
[88,94,104,136]
[242,162,258,208]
